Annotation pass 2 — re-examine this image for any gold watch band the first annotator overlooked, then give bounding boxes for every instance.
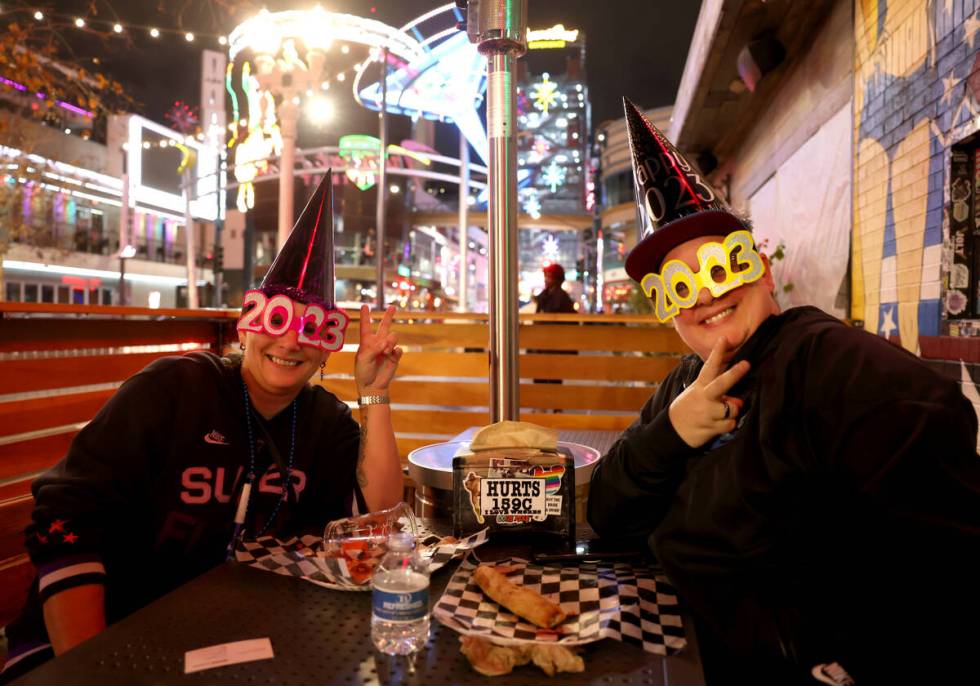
[358,394,389,407]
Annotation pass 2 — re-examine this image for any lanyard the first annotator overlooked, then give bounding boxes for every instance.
[226,378,297,559]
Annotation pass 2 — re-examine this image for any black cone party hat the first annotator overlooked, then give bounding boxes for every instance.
[258,172,335,308]
[623,98,748,281]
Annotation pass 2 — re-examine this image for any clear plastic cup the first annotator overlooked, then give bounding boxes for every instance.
[321,502,419,584]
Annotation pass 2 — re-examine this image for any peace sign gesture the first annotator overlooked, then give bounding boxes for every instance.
[355,305,403,394]
[667,337,750,448]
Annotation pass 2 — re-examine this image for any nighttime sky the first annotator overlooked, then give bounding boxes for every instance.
[53,0,701,131]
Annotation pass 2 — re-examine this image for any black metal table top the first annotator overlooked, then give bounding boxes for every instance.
[13,556,704,686]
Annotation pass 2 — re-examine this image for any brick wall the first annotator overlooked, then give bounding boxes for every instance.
[852,0,980,354]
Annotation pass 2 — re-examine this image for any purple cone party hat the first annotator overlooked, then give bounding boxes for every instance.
[258,172,336,308]
[622,98,749,281]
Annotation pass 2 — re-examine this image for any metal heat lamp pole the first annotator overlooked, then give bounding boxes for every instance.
[477,0,528,422]
[375,46,389,310]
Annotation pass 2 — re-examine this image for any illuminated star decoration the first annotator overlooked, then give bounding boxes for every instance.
[523,191,541,219]
[542,234,560,262]
[165,100,199,134]
[530,73,560,116]
[63,532,79,544]
[49,519,66,534]
[541,160,566,193]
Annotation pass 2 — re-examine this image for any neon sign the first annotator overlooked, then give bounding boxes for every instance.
[527,24,580,50]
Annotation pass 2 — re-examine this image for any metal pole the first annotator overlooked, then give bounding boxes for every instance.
[213,149,224,307]
[458,133,470,312]
[243,209,255,292]
[183,167,199,309]
[478,0,528,422]
[375,46,389,310]
[119,257,126,306]
[277,101,298,250]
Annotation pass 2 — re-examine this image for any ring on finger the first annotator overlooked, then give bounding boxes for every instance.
[722,400,731,420]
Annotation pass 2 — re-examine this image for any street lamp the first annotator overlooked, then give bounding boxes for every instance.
[117,244,136,306]
[227,7,424,249]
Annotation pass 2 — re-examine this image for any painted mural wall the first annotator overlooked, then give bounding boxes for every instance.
[852,0,980,353]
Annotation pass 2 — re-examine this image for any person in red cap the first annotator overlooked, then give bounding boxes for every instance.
[535,262,576,314]
[1,175,404,682]
[587,100,979,685]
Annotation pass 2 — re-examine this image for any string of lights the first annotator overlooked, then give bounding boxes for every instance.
[1,6,229,46]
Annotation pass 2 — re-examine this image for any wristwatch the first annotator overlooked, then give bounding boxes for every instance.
[358,394,389,407]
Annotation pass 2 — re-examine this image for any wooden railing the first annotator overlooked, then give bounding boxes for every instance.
[0,303,688,626]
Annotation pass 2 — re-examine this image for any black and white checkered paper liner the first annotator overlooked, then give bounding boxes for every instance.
[433,553,686,655]
[235,528,489,591]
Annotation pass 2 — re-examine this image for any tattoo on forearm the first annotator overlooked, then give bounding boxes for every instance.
[357,414,369,488]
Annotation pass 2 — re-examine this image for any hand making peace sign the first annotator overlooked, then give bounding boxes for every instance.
[667,337,750,448]
[355,305,403,395]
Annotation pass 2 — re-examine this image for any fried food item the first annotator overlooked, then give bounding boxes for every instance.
[473,565,567,629]
[459,637,583,677]
[529,643,585,676]
[459,636,530,676]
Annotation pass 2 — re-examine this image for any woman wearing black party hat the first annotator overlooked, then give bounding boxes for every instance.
[1,174,404,682]
[588,100,980,684]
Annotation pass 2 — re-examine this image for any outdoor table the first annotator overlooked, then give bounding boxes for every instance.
[11,528,705,685]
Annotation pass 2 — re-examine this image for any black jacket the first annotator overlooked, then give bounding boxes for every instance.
[6,352,360,664]
[588,307,980,683]
[535,286,575,313]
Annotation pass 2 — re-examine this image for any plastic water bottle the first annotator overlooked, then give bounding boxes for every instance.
[371,531,430,655]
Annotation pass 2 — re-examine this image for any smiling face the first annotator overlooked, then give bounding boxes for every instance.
[238,300,329,402]
[663,234,780,361]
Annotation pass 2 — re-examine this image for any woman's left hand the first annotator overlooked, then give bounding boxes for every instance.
[355,305,403,393]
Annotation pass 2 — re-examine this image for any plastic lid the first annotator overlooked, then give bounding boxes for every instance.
[386,531,415,551]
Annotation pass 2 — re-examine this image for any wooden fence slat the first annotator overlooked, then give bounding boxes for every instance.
[0,432,77,481]
[0,351,205,394]
[516,412,633,432]
[520,354,681,382]
[330,351,682,382]
[342,322,685,355]
[390,410,489,435]
[396,437,438,459]
[0,390,113,438]
[329,351,489,378]
[320,379,652,413]
[519,325,689,353]
[0,319,229,353]
[0,497,33,560]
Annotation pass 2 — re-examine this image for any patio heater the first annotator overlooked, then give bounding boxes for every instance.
[468,0,528,422]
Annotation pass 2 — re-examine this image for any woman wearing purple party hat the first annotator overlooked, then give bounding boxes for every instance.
[1,174,403,682]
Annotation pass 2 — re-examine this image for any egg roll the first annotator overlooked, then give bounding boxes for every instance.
[473,565,567,628]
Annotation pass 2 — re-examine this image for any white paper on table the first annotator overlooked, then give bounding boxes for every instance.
[184,637,275,674]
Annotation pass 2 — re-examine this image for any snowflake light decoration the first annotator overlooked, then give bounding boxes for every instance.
[542,233,560,261]
[541,160,566,193]
[530,73,560,116]
[523,191,542,219]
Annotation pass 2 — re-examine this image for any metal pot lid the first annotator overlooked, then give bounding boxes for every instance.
[408,441,602,491]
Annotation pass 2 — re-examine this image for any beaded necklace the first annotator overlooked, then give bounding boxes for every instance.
[226,377,297,559]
